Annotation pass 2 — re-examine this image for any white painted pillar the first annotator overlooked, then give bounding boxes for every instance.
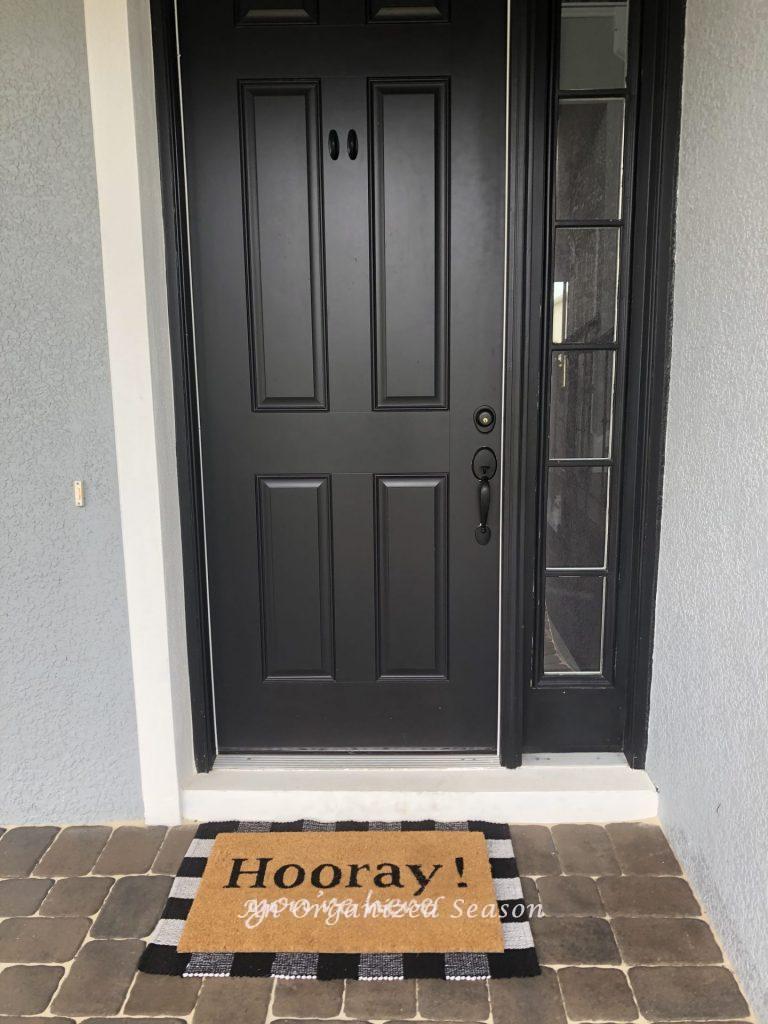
[83,0,184,824]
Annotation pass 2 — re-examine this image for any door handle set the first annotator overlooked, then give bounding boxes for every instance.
[328,129,358,160]
[472,447,497,546]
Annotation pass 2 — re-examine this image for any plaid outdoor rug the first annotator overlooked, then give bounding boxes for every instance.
[139,819,540,981]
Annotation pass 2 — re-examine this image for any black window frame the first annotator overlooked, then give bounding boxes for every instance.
[500,0,686,764]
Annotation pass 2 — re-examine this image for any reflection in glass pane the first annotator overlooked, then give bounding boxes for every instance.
[549,351,615,459]
[553,227,619,345]
[547,467,609,568]
[543,575,604,673]
[556,99,625,220]
[560,3,629,91]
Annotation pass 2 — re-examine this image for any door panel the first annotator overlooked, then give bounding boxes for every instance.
[256,477,335,680]
[375,476,448,680]
[367,0,450,22]
[236,1,319,24]
[370,79,449,408]
[178,0,507,753]
[240,81,328,410]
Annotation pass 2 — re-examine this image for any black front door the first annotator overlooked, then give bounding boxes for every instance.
[178,0,508,754]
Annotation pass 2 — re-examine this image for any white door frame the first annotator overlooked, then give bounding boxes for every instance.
[82,0,658,826]
[84,0,190,824]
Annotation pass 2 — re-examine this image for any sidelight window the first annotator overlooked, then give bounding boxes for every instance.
[541,0,630,680]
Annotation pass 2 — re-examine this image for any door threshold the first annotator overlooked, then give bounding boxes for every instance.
[177,755,657,825]
[215,753,502,770]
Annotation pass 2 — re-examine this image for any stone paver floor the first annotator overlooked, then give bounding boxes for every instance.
[0,821,753,1023]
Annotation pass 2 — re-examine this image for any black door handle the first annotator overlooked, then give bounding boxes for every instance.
[472,447,497,546]
[476,477,491,545]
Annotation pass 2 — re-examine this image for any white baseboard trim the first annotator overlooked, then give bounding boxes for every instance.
[180,760,658,824]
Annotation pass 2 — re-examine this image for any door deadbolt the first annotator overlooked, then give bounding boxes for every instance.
[474,406,496,433]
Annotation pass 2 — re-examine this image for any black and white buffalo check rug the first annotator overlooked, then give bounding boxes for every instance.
[139,820,540,981]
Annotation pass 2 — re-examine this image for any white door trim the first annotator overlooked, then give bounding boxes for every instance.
[84,0,190,824]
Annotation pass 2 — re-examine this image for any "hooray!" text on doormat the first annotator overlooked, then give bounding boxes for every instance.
[178,831,505,953]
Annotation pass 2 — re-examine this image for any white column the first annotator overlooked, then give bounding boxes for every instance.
[83,0,184,824]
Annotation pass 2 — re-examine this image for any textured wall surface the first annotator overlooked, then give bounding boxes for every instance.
[0,0,143,823]
[647,1,768,1020]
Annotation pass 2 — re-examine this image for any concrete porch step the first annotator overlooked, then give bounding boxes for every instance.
[177,754,658,825]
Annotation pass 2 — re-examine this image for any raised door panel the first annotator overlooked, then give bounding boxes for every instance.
[256,477,335,679]
[370,80,449,409]
[375,476,448,679]
[240,81,328,410]
[236,1,318,26]
[367,1,450,23]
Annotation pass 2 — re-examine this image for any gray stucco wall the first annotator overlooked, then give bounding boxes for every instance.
[647,1,768,1019]
[0,0,143,823]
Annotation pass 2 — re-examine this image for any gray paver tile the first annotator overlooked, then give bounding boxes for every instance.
[490,968,566,1024]
[124,972,202,1015]
[40,876,114,917]
[93,827,166,876]
[0,878,52,916]
[531,916,621,965]
[607,824,682,875]
[418,978,489,1020]
[597,875,700,917]
[0,917,89,963]
[613,918,722,965]
[551,825,621,876]
[84,1019,186,1024]
[272,978,342,1018]
[0,1017,74,1023]
[558,966,639,1021]
[52,940,145,1016]
[509,826,560,875]
[628,966,749,1021]
[345,980,417,1019]
[194,977,273,1023]
[34,827,111,877]
[535,875,605,916]
[0,828,59,877]
[0,964,64,1014]
[152,825,197,875]
[91,875,172,938]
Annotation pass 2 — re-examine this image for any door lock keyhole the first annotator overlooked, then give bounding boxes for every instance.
[474,406,496,433]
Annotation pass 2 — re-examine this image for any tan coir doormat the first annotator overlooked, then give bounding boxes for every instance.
[139,820,540,981]
[181,831,500,953]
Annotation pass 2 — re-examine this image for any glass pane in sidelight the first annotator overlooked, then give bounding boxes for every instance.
[553,227,619,345]
[560,2,629,91]
[543,575,605,674]
[549,350,615,459]
[556,98,624,220]
[546,466,609,568]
